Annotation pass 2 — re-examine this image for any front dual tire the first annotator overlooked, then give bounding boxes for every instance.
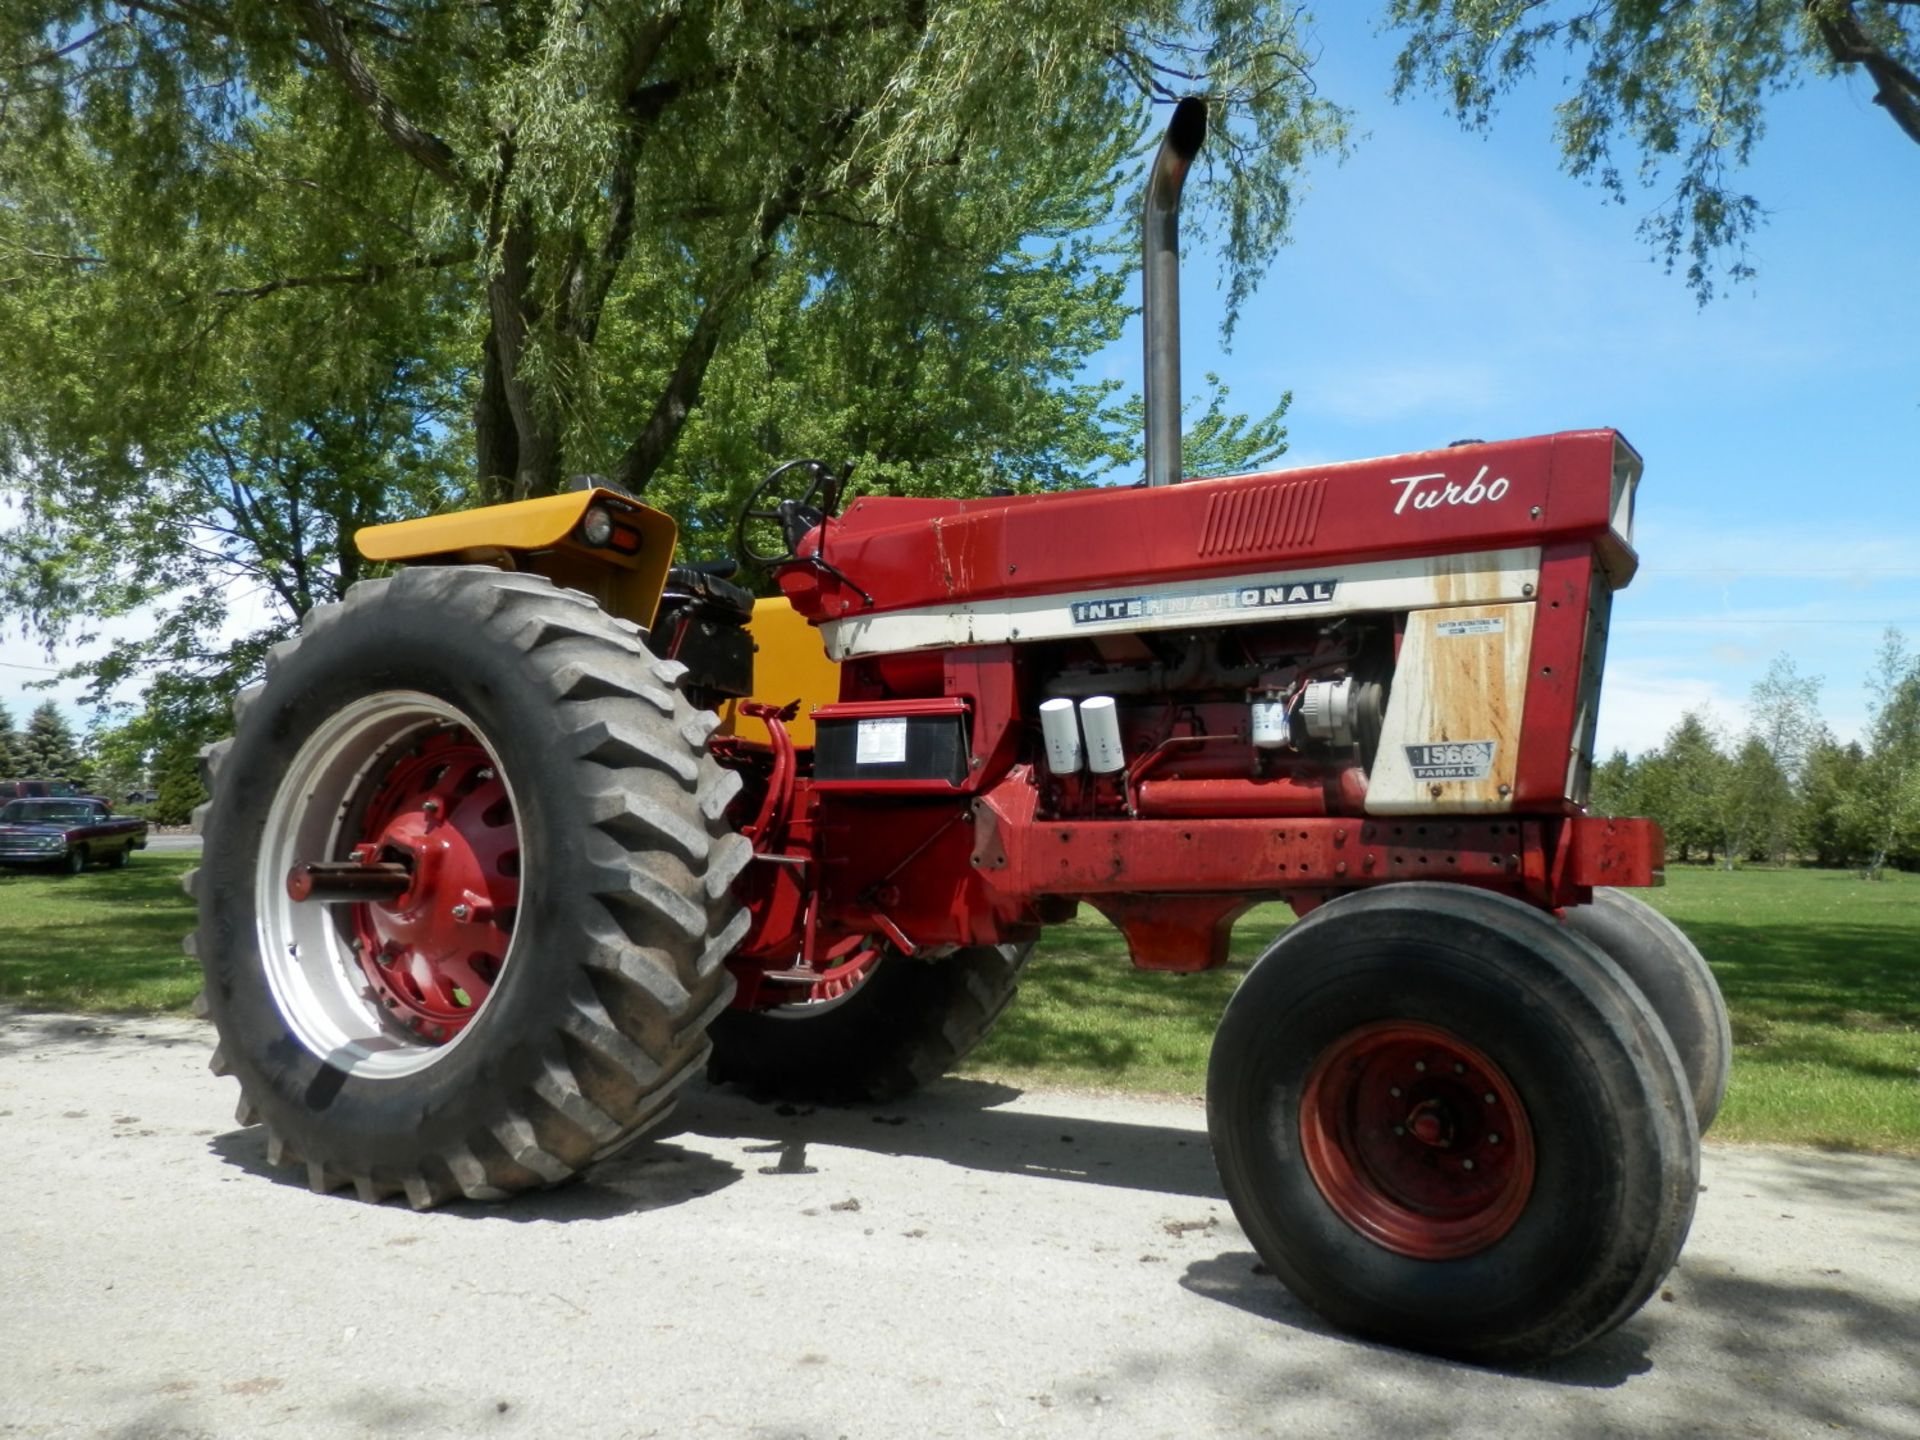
[1208,884,1700,1364]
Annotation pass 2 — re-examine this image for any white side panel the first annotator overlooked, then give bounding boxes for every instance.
[820,548,1542,661]
[1366,602,1536,815]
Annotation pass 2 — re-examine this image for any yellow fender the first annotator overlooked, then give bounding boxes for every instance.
[356,489,678,628]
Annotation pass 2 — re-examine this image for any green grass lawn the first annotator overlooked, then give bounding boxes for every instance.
[3,852,1915,1152]
[0,852,203,1012]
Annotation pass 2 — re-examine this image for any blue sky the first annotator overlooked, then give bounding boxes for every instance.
[5,11,1916,759]
[1093,11,1920,756]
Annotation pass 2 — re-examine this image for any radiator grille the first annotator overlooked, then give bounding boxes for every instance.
[1197,477,1326,558]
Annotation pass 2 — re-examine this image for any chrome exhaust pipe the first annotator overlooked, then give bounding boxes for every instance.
[1143,96,1207,489]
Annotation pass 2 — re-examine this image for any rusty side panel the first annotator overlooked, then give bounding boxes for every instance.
[1366,601,1535,815]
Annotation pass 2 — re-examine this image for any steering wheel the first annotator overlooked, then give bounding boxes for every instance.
[734,458,846,568]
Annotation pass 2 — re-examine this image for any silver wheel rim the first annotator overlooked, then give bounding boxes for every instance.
[254,691,525,1079]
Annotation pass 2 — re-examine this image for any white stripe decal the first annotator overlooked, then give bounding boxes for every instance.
[820,548,1543,659]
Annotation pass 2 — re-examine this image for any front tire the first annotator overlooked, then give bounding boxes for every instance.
[707,942,1031,1101]
[1207,883,1698,1364]
[188,567,751,1207]
[1563,888,1730,1133]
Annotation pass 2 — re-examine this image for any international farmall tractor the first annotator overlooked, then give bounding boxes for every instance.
[191,100,1727,1364]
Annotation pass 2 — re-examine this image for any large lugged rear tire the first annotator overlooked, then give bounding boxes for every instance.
[1207,883,1698,1365]
[187,567,751,1208]
[706,942,1032,1102]
[1563,887,1731,1133]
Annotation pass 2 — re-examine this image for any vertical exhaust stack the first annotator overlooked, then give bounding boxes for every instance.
[1143,97,1208,489]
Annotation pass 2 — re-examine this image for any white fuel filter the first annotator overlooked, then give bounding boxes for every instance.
[1078,695,1127,774]
[1251,697,1292,749]
[1039,696,1084,774]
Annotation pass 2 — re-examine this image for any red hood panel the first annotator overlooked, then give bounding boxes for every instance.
[780,430,1633,622]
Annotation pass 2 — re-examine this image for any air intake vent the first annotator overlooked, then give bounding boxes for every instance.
[1197,477,1326,558]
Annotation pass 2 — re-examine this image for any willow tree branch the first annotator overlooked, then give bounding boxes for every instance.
[290,0,463,185]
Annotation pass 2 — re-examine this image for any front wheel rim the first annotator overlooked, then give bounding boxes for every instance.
[255,692,526,1079]
[1299,1021,1536,1260]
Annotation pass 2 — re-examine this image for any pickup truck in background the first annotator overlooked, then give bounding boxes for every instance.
[0,797,149,873]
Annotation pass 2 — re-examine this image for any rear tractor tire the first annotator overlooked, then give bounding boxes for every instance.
[187,566,751,1208]
[707,941,1032,1102]
[1563,887,1731,1133]
[1207,883,1699,1365]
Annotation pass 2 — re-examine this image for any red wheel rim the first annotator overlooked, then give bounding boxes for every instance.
[802,938,884,1001]
[1299,1021,1536,1260]
[347,726,520,1042]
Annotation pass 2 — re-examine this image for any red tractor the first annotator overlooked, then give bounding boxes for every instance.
[191,100,1726,1365]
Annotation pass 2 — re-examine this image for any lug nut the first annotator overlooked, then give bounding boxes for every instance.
[1484,1092,1497,1104]
[1414,1061,1427,1073]
[1462,1159,1476,1171]
[1488,1133,1501,1145]
[1389,1086,1402,1098]
[451,903,471,922]
[1454,1063,1465,1074]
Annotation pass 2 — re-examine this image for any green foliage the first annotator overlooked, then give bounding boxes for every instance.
[1107,372,1291,480]
[1648,710,1729,863]
[150,736,209,829]
[0,698,22,774]
[1799,734,1868,868]
[1383,1,1920,299]
[16,701,87,785]
[0,0,1349,723]
[1847,630,1920,880]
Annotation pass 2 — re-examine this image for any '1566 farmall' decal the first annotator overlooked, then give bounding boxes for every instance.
[1071,579,1338,626]
[1388,466,1511,516]
[1405,741,1498,781]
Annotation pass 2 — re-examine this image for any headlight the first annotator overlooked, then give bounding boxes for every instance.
[580,505,614,547]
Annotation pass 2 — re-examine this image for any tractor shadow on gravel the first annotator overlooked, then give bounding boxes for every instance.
[679,1074,1225,1200]
[1172,1247,1920,1425]
[208,1124,744,1222]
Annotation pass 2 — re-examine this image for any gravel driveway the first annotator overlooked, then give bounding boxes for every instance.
[2,1010,1916,1439]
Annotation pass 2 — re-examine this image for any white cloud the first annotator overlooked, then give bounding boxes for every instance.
[1593,661,1738,757]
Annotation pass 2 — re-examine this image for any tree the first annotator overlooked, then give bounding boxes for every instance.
[1798,731,1868,869]
[0,698,21,775]
[17,700,87,783]
[1848,628,1920,879]
[0,2,1349,709]
[1384,2,1919,298]
[1644,710,1728,864]
[1746,654,1824,862]
[1588,747,1635,817]
[1106,372,1292,482]
[1718,735,1787,868]
[149,735,210,829]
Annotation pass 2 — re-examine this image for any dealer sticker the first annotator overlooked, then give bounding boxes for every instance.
[855,717,909,765]
[1405,740,1497,781]
[1434,618,1504,637]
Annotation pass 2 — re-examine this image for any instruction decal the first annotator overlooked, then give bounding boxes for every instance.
[855,717,909,765]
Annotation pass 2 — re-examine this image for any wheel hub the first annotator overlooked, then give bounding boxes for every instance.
[347,728,519,1041]
[1299,1021,1535,1260]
